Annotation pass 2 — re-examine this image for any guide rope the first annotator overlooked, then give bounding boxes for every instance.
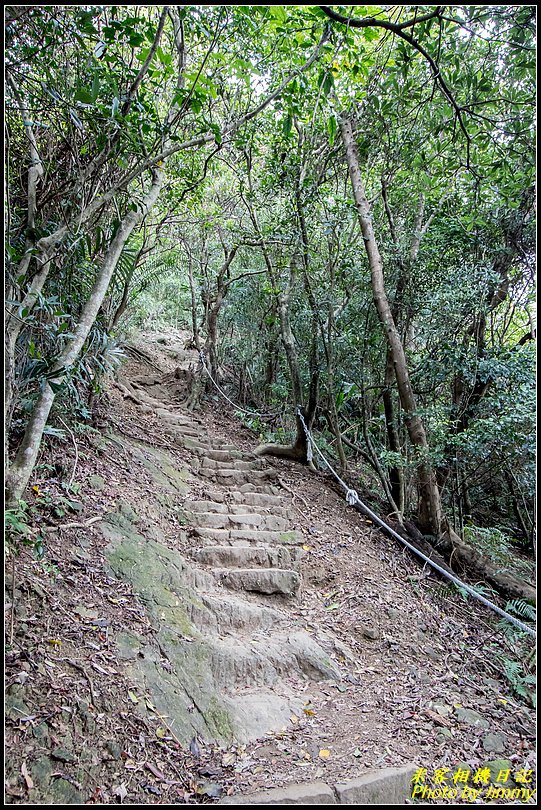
[295,408,536,638]
[190,353,536,637]
[198,351,280,419]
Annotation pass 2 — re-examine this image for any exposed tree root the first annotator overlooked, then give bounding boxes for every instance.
[440,524,536,602]
[401,519,536,602]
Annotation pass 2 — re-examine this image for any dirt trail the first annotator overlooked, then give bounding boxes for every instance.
[5,330,536,804]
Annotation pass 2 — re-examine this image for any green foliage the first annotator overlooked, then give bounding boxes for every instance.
[5,5,535,554]
[493,600,536,706]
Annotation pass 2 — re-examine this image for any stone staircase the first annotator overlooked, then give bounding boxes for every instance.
[105,371,343,744]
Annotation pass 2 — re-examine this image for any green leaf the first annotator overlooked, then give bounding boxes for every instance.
[269,6,287,23]
[91,75,100,102]
[74,88,95,105]
[282,113,293,139]
[327,114,337,145]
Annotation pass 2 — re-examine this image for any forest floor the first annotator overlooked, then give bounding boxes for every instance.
[4,330,536,805]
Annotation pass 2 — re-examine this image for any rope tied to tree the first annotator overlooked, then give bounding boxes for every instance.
[192,372,535,638]
[295,409,536,638]
[198,351,281,419]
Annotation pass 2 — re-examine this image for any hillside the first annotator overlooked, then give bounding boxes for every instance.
[5,333,536,805]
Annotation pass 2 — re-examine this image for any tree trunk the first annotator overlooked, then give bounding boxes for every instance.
[5,254,54,438]
[255,262,317,465]
[341,115,442,535]
[5,170,163,505]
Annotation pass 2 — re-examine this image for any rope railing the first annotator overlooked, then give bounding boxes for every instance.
[198,351,281,419]
[192,349,536,638]
[296,408,536,638]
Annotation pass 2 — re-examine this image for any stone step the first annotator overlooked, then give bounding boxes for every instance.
[230,491,288,508]
[192,527,304,546]
[191,513,291,532]
[188,500,291,520]
[202,491,287,508]
[166,426,202,440]
[189,500,229,514]
[199,468,276,486]
[204,629,340,689]
[192,527,231,543]
[232,505,290,520]
[198,468,249,484]
[177,436,209,452]
[193,545,303,570]
[200,457,264,472]
[192,448,243,462]
[238,481,280,494]
[188,592,284,634]
[230,528,304,545]
[155,408,198,426]
[216,567,301,597]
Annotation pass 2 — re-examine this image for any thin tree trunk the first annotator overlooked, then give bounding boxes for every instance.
[5,171,163,505]
[341,115,442,536]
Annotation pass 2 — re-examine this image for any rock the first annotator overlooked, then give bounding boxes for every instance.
[32,722,50,741]
[106,740,123,760]
[115,630,143,660]
[485,759,514,784]
[482,733,507,754]
[334,765,417,804]
[5,685,30,720]
[68,500,84,512]
[51,746,76,763]
[228,513,264,526]
[287,631,342,681]
[361,626,379,640]
[195,545,294,570]
[220,781,337,804]
[219,568,301,597]
[431,702,452,717]
[456,707,490,729]
[88,474,105,491]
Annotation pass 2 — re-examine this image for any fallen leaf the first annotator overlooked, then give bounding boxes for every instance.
[145,762,166,780]
[91,663,110,675]
[303,708,316,716]
[196,781,223,798]
[423,709,452,728]
[127,690,139,704]
[319,749,331,759]
[155,727,167,739]
[113,784,128,802]
[21,762,33,791]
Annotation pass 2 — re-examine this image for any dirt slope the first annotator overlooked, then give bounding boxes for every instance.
[4,331,536,804]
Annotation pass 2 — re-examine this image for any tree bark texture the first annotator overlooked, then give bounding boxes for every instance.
[341,115,442,535]
[5,171,163,504]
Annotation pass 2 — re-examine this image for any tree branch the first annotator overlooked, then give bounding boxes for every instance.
[320,6,472,165]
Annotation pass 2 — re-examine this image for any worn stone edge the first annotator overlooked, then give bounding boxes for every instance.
[219,764,417,805]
